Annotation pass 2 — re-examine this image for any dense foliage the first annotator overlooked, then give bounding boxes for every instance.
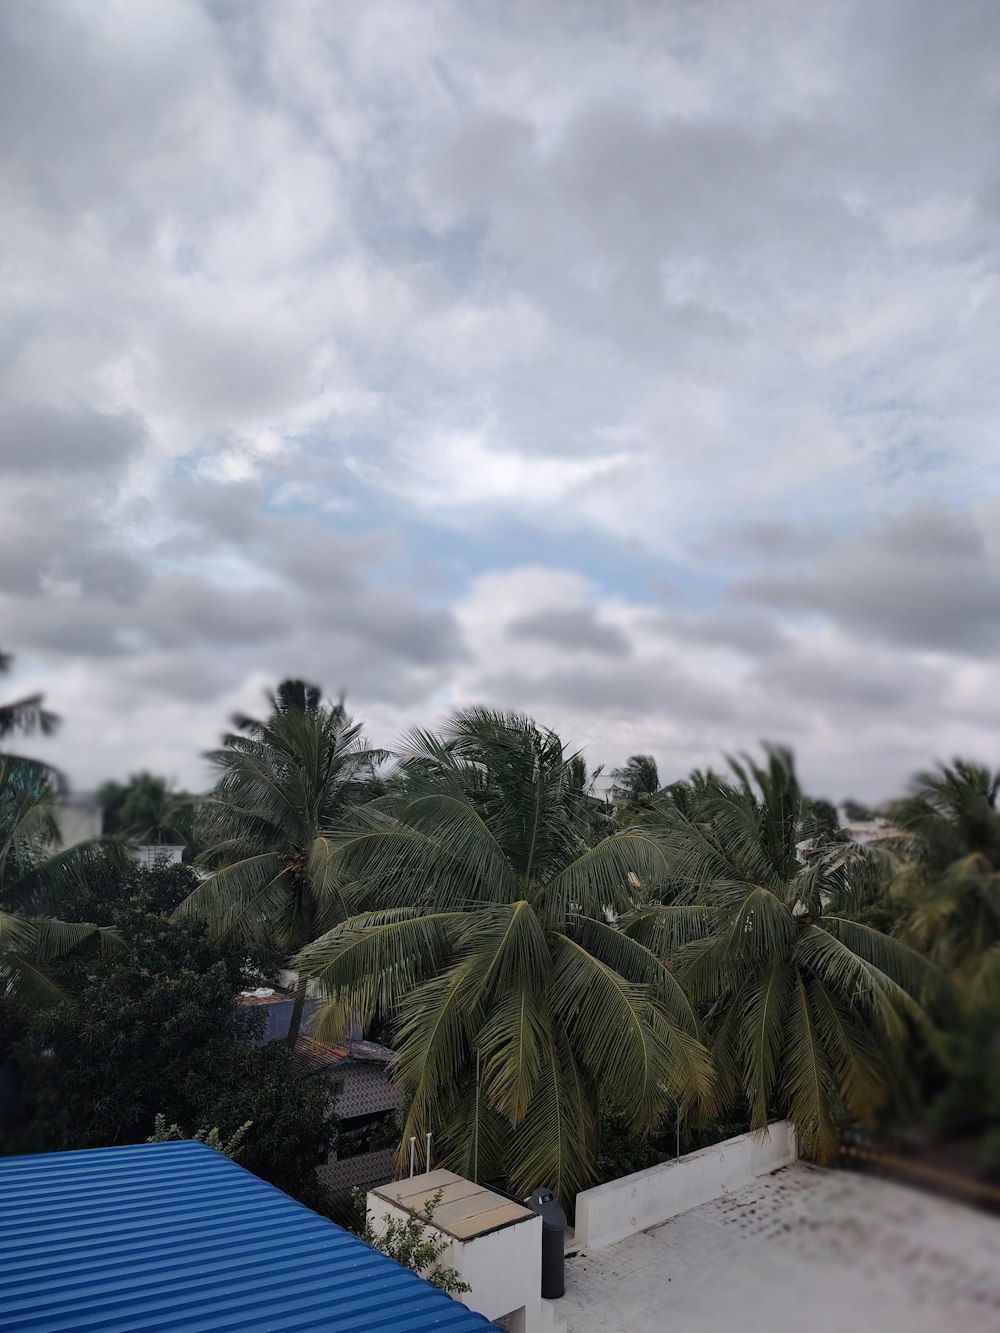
[5,651,999,1208]
[626,752,946,1161]
[176,680,384,1043]
[1,653,123,1011]
[97,771,201,855]
[298,708,714,1200]
[5,864,336,1209]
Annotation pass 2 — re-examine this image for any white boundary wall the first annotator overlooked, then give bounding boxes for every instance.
[573,1120,797,1250]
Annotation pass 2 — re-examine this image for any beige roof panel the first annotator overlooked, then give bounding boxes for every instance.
[371,1169,535,1240]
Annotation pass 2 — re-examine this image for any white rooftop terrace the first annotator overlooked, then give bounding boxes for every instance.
[556,1162,1000,1333]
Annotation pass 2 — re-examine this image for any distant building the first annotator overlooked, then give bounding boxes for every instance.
[294,1033,399,1122]
[237,986,400,1196]
[842,818,904,847]
[236,985,323,1043]
[134,840,186,867]
[53,790,189,865]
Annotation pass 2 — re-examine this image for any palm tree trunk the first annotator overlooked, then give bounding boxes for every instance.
[285,974,308,1048]
[285,887,316,1048]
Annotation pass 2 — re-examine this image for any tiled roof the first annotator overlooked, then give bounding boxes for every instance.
[0,1140,494,1332]
[294,1034,395,1070]
[294,1033,351,1067]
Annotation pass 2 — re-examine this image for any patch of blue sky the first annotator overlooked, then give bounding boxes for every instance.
[365,217,488,290]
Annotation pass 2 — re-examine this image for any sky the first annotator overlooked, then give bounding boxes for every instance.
[3,0,1000,803]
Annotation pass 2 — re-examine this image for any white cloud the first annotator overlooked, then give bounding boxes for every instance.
[2,0,1000,800]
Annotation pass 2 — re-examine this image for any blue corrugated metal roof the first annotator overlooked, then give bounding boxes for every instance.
[0,1140,494,1332]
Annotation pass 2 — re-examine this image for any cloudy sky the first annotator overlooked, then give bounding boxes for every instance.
[3,0,1000,802]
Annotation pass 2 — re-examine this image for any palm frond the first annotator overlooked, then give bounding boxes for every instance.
[620,904,722,957]
[739,959,795,1127]
[505,1027,597,1201]
[544,830,672,926]
[298,908,461,1035]
[174,853,290,945]
[783,975,840,1162]
[568,915,701,1033]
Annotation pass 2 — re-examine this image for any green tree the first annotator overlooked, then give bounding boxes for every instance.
[625,748,944,1162]
[175,680,385,1045]
[0,655,121,1011]
[97,771,198,853]
[297,708,713,1202]
[885,762,1000,1005]
[8,865,336,1209]
[0,650,58,742]
[610,754,660,821]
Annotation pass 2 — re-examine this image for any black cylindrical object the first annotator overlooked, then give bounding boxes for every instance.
[526,1187,566,1299]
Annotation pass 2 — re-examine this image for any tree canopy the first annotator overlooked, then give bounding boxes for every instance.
[175,679,385,1043]
[625,748,945,1161]
[298,708,714,1201]
[5,863,335,1209]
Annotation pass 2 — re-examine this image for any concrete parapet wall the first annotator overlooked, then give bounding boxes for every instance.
[573,1121,797,1250]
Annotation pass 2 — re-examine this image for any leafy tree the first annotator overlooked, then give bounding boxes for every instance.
[7,866,336,1208]
[176,679,385,1046]
[888,761,1000,1003]
[356,1188,470,1294]
[297,708,713,1202]
[625,747,945,1162]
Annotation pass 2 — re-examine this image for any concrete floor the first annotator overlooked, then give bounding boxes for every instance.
[555,1163,1000,1333]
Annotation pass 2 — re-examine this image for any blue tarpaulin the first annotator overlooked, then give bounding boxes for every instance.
[0,1140,494,1331]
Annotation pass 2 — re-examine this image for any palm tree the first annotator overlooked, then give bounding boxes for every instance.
[175,680,385,1045]
[296,709,713,1201]
[1,755,120,1009]
[1,653,122,1009]
[625,748,943,1162]
[0,650,58,742]
[610,754,660,821]
[97,771,192,850]
[887,761,1000,1004]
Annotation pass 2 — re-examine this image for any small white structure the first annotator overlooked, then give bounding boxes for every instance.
[368,1169,543,1333]
[135,843,185,868]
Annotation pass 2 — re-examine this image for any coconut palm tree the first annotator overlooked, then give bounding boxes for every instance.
[0,650,58,742]
[174,679,386,1044]
[610,754,660,822]
[97,771,196,853]
[625,748,943,1162]
[1,654,122,1009]
[1,755,121,1009]
[296,709,713,1201]
[887,761,1000,1004]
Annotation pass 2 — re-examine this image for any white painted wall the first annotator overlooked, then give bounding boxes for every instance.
[135,844,184,867]
[573,1121,797,1250]
[366,1195,543,1333]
